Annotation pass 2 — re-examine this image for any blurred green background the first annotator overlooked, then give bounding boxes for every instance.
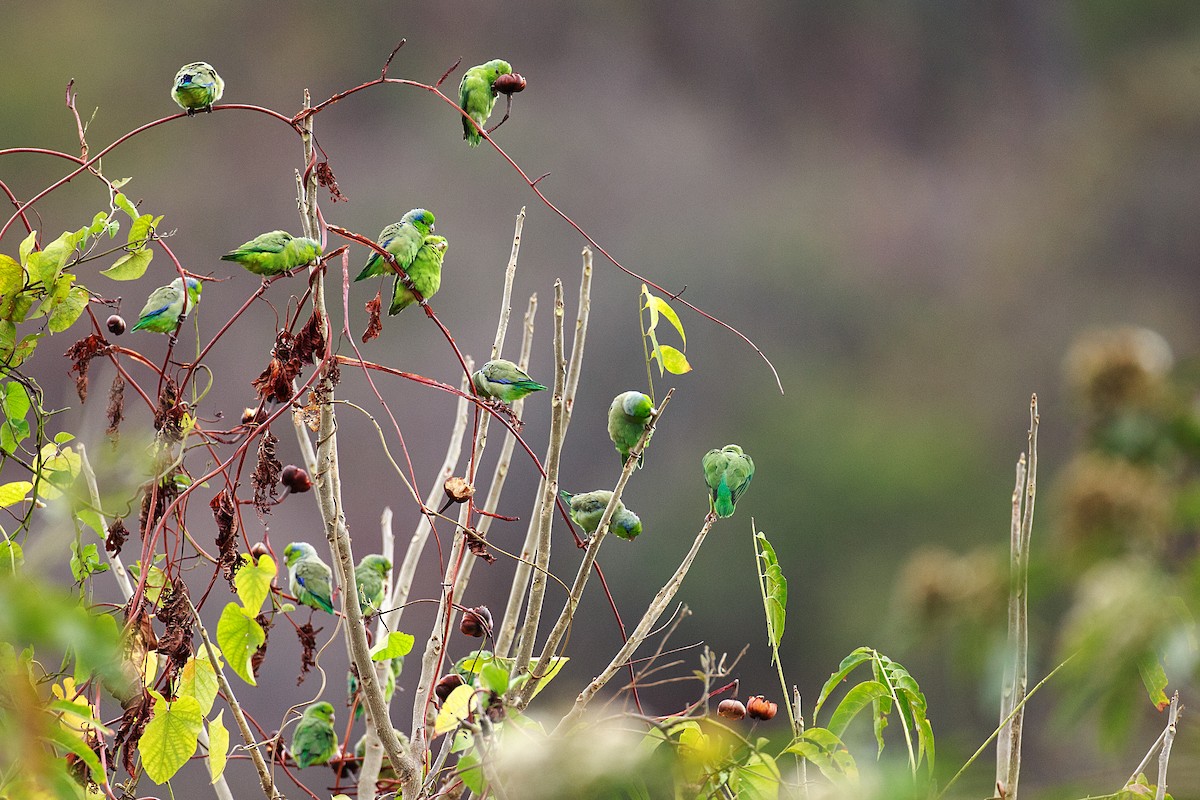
[4,1,1200,796]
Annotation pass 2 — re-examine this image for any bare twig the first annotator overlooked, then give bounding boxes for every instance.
[77,444,133,599]
[1155,692,1181,800]
[358,507,397,799]
[555,512,718,732]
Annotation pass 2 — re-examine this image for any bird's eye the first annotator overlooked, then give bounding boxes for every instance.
[181,74,193,83]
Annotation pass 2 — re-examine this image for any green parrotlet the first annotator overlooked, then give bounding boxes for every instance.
[562,490,642,540]
[220,230,322,276]
[354,727,408,778]
[171,62,224,114]
[354,554,391,615]
[471,359,547,404]
[389,234,447,315]
[702,444,755,518]
[608,391,655,467]
[348,657,402,720]
[131,277,202,333]
[283,542,335,614]
[290,701,337,769]
[355,209,436,282]
[459,59,512,147]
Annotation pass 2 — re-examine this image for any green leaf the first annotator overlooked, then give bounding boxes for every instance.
[644,291,686,348]
[126,213,157,248]
[826,680,889,740]
[0,382,31,454]
[88,212,109,237]
[25,231,76,286]
[101,247,152,281]
[814,647,874,720]
[19,230,37,265]
[434,683,475,735]
[755,532,787,652]
[216,603,264,685]
[371,630,416,661]
[114,193,138,219]
[732,750,782,800]
[179,653,220,715]
[0,254,25,319]
[783,728,858,784]
[1136,652,1170,711]
[35,443,81,500]
[140,693,203,784]
[457,748,485,794]
[652,344,692,375]
[76,508,105,539]
[0,481,32,507]
[0,539,23,574]
[234,553,275,615]
[528,656,569,700]
[69,542,107,583]
[45,723,104,783]
[479,662,509,696]
[48,285,88,333]
[207,710,229,784]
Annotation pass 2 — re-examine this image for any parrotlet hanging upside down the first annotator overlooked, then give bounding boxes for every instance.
[171,62,223,114]
[355,209,436,282]
[131,277,202,333]
[702,444,755,518]
[562,490,644,541]
[459,59,512,147]
[283,542,335,614]
[220,231,322,276]
[608,391,655,467]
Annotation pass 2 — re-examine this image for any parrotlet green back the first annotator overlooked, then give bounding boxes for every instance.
[471,359,547,404]
[702,444,755,518]
[389,234,447,315]
[171,62,224,114]
[220,230,322,276]
[355,209,436,282]
[459,59,512,147]
[283,542,335,614]
[290,701,337,769]
[131,277,203,333]
[608,391,655,467]
[562,490,641,539]
[354,554,391,615]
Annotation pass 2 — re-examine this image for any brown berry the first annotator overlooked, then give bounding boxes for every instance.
[493,73,527,94]
[281,465,312,493]
[444,476,475,506]
[106,314,126,335]
[717,699,747,720]
[746,695,777,721]
[460,605,493,638]
[250,542,270,560]
[434,673,464,703]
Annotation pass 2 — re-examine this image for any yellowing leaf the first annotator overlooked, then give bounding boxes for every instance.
[19,230,37,265]
[652,344,692,375]
[140,693,203,784]
[0,539,23,574]
[216,603,264,686]
[434,683,475,735]
[114,193,138,219]
[528,656,568,700]
[179,654,219,715]
[101,247,152,281]
[234,553,275,615]
[207,710,229,784]
[0,481,32,507]
[644,292,686,348]
[48,285,89,333]
[371,630,415,661]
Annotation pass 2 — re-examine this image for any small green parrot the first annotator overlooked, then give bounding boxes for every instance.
[389,235,447,315]
[608,391,656,467]
[290,701,338,769]
[472,359,547,404]
[702,444,755,518]
[171,62,224,114]
[611,507,643,541]
[354,554,391,615]
[562,489,631,536]
[355,727,408,778]
[131,277,203,334]
[459,59,513,147]
[220,230,322,276]
[283,542,335,614]
[348,657,402,720]
[355,209,436,282]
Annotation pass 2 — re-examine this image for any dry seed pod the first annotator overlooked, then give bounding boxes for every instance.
[106,315,126,335]
[281,464,312,493]
[746,695,777,721]
[717,699,747,720]
[460,605,493,638]
[444,476,475,505]
[435,673,464,703]
[493,72,527,94]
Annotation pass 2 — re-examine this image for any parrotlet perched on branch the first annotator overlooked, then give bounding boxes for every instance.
[608,391,656,467]
[702,444,755,518]
[131,277,202,333]
[562,490,643,540]
[354,554,391,615]
[220,231,322,276]
[471,359,547,404]
[171,62,223,114]
[389,235,447,315]
[290,701,337,769]
[355,209,436,282]
[459,59,512,147]
[283,542,335,614]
